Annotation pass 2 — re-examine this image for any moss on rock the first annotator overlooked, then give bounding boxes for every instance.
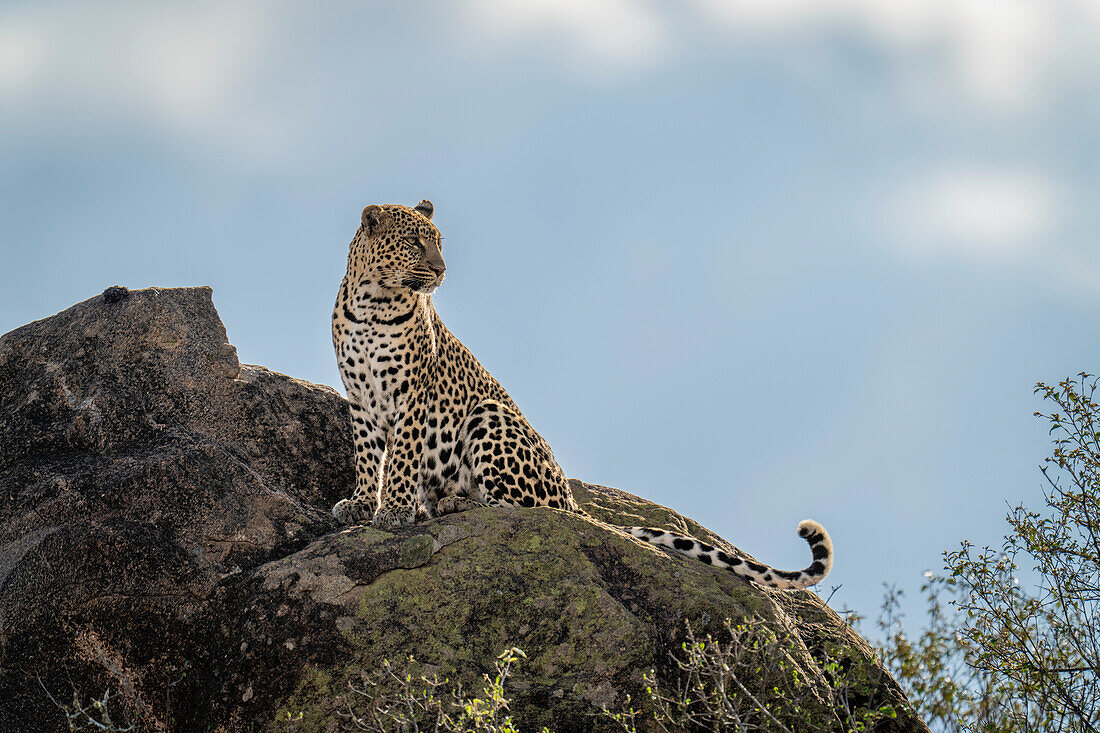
[267,499,924,732]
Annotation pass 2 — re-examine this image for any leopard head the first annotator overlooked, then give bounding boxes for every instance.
[347,200,445,293]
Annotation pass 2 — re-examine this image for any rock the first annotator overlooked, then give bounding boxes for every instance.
[0,287,928,732]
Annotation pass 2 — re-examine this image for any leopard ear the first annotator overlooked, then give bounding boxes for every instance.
[361,205,391,234]
[414,199,434,220]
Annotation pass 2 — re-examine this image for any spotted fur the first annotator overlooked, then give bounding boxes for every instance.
[331,201,833,589]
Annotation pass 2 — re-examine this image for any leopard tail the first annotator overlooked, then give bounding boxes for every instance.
[626,519,833,590]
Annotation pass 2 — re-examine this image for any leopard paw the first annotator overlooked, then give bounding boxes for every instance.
[332,498,376,525]
[435,496,482,516]
[371,503,418,529]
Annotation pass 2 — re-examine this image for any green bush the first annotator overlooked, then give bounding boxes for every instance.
[870,374,1100,732]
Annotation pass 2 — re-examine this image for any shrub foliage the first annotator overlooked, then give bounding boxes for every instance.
[873,374,1100,732]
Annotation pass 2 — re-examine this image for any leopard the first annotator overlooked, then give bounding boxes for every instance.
[330,200,833,590]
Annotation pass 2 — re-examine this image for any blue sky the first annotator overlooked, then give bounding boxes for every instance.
[3,0,1100,627]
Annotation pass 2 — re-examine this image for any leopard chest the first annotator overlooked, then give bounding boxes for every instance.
[336,323,418,427]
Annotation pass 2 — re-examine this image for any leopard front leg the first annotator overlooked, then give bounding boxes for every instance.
[332,403,389,525]
[372,396,425,528]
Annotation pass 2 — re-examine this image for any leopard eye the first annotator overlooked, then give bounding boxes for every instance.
[405,236,421,249]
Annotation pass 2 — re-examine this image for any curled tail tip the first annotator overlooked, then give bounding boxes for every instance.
[797,518,825,535]
[798,519,831,547]
[797,518,834,581]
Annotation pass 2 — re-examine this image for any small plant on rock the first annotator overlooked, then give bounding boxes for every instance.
[604,616,902,733]
[335,647,543,733]
[38,677,137,733]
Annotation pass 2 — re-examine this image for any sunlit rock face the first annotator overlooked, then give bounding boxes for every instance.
[0,286,927,732]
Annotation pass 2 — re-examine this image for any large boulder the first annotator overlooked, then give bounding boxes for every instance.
[0,287,927,732]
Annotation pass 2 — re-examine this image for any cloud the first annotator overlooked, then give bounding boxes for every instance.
[130,4,264,126]
[0,0,672,152]
[0,0,279,155]
[878,165,1100,299]
[0,26,40,96]
[462,0,668,75]
[884,166,1064,259]
[689,0,1087,110]
[3,0,1100,169]
[457,0,1100,111]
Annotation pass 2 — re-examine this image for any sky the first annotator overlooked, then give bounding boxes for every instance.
[3,0,1100,630]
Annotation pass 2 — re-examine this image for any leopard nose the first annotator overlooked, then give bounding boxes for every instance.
[424,242,446,275]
